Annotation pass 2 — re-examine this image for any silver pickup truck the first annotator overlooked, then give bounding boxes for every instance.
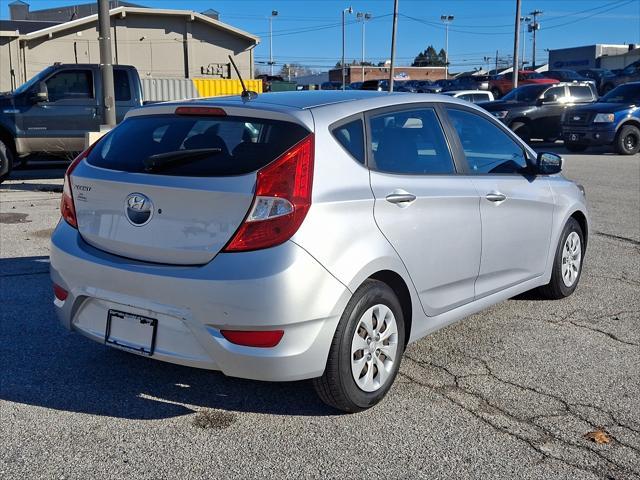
[0,63,143,182]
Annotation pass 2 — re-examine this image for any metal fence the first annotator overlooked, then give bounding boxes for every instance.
[141,78,264,102]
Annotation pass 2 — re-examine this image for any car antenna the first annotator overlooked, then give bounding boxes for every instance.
[228,55,258,101]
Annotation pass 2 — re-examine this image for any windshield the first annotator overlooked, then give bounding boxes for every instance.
[501,84,548,102]
[13,67,54,95]
[599,84,640,104]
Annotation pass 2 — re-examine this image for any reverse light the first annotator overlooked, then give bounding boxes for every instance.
[53,283,68,301]
[593,113,615,123]
[224,134,314,252]
[220,329,284,348]
[60,143,97,228]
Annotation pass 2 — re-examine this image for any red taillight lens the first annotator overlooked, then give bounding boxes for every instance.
[224,134,314,252]
[220,329,284,348]
[60,143,97,228]
[53,283,68,301]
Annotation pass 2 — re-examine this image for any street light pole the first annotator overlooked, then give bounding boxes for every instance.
[357,12,372,83]
[269,10,278,76]
[388,0,399,92]
[512,0,521,90]
[440,15,454,80]
[342,6,353,90]
[97,0,115,127]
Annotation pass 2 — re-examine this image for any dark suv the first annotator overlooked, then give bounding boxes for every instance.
[447,75,490,91]
[578,68,618,95]
[481,82,597,142]
[543,70,597,90]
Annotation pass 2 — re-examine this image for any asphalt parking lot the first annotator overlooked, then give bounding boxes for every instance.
[1,147,638,480]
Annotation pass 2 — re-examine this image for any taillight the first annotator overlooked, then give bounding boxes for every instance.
[220,329,284,348]
[60,143,97,228]
[53,283,68,301]
[224,134,314,252]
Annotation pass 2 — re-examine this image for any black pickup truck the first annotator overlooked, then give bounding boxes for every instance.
[0,63,143,182]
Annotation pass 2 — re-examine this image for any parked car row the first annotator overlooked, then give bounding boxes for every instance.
[480,81,640,155]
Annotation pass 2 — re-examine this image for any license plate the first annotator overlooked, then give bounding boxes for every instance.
[105,309,157,356]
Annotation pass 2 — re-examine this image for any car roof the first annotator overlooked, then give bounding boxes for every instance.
[443,90,492,95]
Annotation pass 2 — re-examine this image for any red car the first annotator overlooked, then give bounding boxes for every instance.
[489,70,557,98]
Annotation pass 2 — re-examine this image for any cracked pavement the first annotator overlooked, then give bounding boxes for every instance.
[1,150,639,479]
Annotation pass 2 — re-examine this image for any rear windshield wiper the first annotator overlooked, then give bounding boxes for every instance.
[143,148,222,172]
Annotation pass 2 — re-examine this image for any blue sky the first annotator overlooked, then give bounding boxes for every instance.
[3,0,640,72]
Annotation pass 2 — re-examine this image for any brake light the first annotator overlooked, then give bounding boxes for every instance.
[224,134,314,252]
[220,329,284,348]
[60,143,96,228]
[175,106,226,116]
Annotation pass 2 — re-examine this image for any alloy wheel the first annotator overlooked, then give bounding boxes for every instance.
[561,231,582,287]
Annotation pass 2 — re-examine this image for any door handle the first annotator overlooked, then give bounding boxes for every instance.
[386,192,417,204]
[485,192,507,203]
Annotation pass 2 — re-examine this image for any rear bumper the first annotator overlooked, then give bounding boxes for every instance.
[50,221,351,382]
[561,125,616,145]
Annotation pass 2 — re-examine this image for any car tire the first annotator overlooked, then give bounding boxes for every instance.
[491,87,501,99]
[313,279,405,413]
[538,217,585,299]
[510,122,531,143]
[0,138,15,184]
[614,125,640,155]
[565,142,588,153]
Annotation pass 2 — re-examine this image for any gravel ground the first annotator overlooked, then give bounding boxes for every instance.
[1,148,639,480]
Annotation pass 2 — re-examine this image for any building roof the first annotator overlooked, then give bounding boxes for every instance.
[19,6,259,44]
[0,19,60,34]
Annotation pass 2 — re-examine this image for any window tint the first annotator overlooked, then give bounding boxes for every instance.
[568,85,593,102]
[332,118,365,164]
[369,108,454,175]
[446,108,527,174]
[114,69,131,101]
[45,70,93,102]
[472,93,490,103]
[88,115,310,177]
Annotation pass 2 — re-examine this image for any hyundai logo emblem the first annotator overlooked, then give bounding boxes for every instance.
[125,193,153,226]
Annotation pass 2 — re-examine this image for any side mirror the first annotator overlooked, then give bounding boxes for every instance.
[540,94,558,104]
[33,81,48,103]
[537,152,562,175]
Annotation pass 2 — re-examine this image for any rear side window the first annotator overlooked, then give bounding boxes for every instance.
[368,107,455,175]
[114,70,131,101]
[446,108,527,174]
[331,118,365,164]
[88,115,310,176]
[568,85,593,102]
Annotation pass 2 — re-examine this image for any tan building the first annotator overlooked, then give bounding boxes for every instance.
[329,65,447,84]
[0,3,259,92]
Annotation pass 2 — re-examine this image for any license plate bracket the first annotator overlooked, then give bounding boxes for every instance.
[105,309,158,356]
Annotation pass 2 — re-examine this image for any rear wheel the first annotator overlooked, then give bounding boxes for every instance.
[510,121,531,143]
[615,125,640,155]
[313,279,405,413]
[565,142,588,153]
[538,218,585,299]
[0,138,15,184]
[491,87,501,99]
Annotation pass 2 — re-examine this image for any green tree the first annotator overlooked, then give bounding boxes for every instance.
[412,45,446,67]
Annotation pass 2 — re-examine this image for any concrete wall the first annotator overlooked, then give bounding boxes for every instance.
[1,11,256,92]
[600,48,640,70]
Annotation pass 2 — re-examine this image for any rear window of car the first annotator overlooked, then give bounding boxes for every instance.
[87,114,310,176]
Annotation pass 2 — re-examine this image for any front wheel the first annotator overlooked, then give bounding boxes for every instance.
[313,279,405,413]
[615,125,640,155]
[0,138,15,184]
[538,218,585,299]
[491,87,502,99]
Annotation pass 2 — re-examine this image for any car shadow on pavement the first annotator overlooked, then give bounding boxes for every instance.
[0,256,335,419]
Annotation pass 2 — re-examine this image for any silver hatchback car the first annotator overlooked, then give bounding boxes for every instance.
[50,91,589,412]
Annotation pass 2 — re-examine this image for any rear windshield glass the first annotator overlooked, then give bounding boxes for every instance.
[87,114,310,176]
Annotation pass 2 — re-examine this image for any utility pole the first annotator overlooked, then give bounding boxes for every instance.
[342,6,353,90]
[512,0,521,89]
[495,50,499,73]
[520,16,531,69]
[440,15,454,79]
[529,9,542,69]
[357,12,372,82]
[97,0,115,127]
[269,10,278,76]
[388,0,399,92]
